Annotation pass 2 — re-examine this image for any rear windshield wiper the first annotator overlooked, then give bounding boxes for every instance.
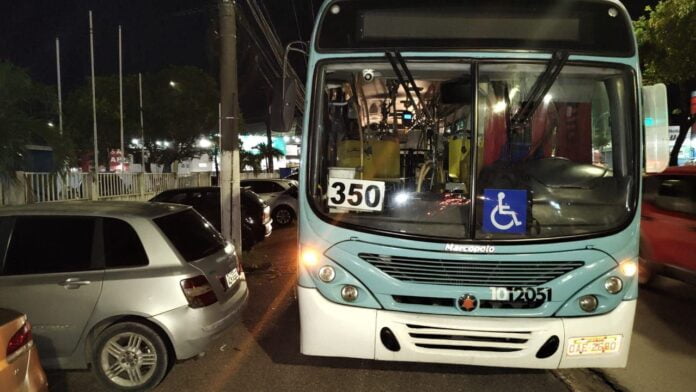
[510,50,569,130]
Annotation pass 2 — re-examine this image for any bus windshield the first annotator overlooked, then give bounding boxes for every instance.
[308,60,637,241]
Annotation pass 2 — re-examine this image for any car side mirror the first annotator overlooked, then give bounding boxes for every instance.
[642,83,669,173]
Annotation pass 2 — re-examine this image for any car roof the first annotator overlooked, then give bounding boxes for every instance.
[661,166,696,176]
[0,201,189,219]
[157,186,218,193]
[241,178,288,183]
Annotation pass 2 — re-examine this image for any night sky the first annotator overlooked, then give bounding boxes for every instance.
[0,0,655,119]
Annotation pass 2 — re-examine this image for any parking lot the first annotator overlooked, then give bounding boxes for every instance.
[45,226,576,392]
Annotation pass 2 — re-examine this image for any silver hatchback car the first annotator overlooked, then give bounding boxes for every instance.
[0,202,248,390]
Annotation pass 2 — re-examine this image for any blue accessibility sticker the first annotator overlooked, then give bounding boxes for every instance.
[482,189,527,234]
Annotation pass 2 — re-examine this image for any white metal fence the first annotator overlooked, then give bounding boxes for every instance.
[0,171,282,206]
[25,172,91,203]
[0,171,214,206]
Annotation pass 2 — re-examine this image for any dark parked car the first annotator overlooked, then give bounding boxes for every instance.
[151,186,272,250]
[640,166,696,285]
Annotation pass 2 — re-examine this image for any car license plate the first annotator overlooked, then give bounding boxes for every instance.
[225,269,239,288]
[566,335,622,356]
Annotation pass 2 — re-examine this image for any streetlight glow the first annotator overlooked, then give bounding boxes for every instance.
[198,137,213,148]
[169,80,177,87]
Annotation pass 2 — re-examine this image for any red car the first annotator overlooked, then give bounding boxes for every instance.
[640,166,696,284]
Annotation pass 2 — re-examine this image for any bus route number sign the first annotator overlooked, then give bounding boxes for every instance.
[328,178,385,212]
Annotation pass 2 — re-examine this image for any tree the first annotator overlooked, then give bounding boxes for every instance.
[64,66,219,172]
[238,138,262,174]
[634,0,696,165]
[63,74,142,167]
[254,142,284,173]
[143,66,219,170]
[0,62,73,180]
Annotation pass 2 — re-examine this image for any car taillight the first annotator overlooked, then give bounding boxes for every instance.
[7,321,33,362]
[263,206,271,223]
[180,275,218,308]
[236,254,244,274]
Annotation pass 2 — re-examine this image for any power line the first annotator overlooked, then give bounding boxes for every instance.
[290,0,303,41]
[307,0,315,23]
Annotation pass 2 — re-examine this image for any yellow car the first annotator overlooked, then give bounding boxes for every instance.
[0,308,48,392]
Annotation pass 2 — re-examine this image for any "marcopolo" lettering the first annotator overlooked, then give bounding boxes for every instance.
[444,243,496,254]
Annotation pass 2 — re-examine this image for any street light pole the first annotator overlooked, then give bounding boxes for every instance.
[118,25,124,166]
[219,0,242,252]
[89,10,99,172]
[55,37,63,135]
[138,73,145,171]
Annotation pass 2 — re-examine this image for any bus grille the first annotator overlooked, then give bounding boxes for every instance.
[360,253,583,287]
[406,323,531,353]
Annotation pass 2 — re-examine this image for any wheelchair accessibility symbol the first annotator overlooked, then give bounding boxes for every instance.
[483,189,527,234]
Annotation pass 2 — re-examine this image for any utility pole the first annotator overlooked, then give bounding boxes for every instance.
[219,0,242,252]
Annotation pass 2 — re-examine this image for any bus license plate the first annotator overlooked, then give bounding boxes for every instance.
[488,287,552,302]
[225,269,239,288]
[567,335,622,356]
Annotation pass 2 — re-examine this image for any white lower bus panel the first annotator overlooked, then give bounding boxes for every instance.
[298,286,635,368]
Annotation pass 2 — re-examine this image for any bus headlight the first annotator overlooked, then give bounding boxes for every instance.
[318,266,336,283]
[604,276,623,294]
[619,260,637,277]
[579,295,598,312]
[301,248,320,267]
[341,285,359,302]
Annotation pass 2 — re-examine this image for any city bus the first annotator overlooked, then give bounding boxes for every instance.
[293,0,669,368]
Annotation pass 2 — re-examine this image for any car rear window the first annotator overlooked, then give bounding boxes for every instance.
[154,209,225,262]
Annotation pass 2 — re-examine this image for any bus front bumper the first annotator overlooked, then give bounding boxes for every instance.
[298,286,635,369]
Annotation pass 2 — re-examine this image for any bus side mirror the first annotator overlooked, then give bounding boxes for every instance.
[642,83,669,173]
[270,41,307,133]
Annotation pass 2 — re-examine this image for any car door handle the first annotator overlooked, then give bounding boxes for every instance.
[59,278,91,289]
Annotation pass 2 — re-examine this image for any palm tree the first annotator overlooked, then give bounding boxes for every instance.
[241,150,263,174]
[254,142,284,173]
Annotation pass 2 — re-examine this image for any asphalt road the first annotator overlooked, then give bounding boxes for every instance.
[49,225,696,392]
[600,275,696,392]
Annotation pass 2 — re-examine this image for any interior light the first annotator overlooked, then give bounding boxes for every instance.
[492,101,507,113]
[509,87,520,99]
[301,248,320,267]
[543,94,553,104]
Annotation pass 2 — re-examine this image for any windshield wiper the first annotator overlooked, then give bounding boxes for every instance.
[510,50,569,130]
[385,51,433,123]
